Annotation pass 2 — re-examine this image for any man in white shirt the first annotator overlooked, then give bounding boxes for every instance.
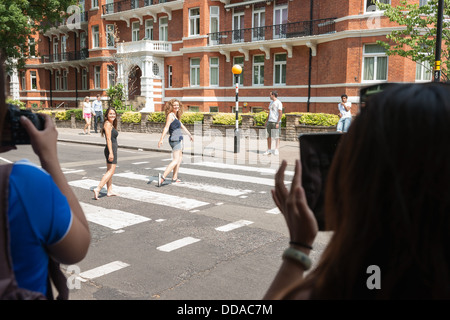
[264,91,283,155]
[337,94,352,132]
[92,94,104,134]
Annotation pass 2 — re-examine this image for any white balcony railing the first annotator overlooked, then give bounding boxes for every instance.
[117,40,172,54]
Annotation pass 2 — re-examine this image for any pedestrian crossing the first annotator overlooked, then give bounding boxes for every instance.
[66,159,288,290]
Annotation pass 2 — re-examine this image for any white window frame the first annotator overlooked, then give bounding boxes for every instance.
[94,66,101,89]
[21,71,26,91]
[61,35,67,61]
[106,24,115,47]
[274,53,287,85]
[252,55,264,86]
[273,3,288,39]
[92,0,98,8]
[365,0,390,12]
[80,32,87,49]
[53,38,59,62]
[419,0,429,6]
[55,71,60,90]
[233,56,244,86]
[362,44,388,82]
[190,58,200,87]
[233,10,245,43]
[189,8,200,36]
[92,25,99,48]
[29,38,36,58]
[159,17,168,41]
[30,71,37,90]
[82,68,88,90]
[210,6,219,45]
[416,59,432,82]
[145,19,153,40]
[107,65,116,88]
[252,6,265,41]
[132,21,140,42]
[209,57,219,86]
[62,70,68,90]
[168,65,172,88]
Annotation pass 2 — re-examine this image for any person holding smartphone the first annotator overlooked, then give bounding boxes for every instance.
[336,94,352,132]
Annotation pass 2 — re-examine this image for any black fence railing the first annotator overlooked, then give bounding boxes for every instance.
[41,49,89,63]
[103,0,175,15]
[208,18,336,45]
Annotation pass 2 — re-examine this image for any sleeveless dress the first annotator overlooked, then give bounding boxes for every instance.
[104,127,118,164]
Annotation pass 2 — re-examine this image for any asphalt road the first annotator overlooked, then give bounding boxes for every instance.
[2,141,332,301]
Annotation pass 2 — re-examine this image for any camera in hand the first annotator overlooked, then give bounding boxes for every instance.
[1,104,45,146]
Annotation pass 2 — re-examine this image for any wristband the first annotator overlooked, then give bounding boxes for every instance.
[282,247,312,270]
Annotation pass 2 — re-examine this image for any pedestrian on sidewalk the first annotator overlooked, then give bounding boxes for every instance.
[157,99,193,187]
[92,94,104,134]
[93,107,119,199]
[264,82,450,299]
[264,91,283,155]
[336,94,352,132]
[82,96,92,135]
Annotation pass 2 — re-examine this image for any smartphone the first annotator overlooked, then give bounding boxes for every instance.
[299,132,343,231]
[1,104,45,146]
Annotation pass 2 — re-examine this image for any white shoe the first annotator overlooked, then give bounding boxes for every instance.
[273,149,279,155]
[263,150,272,155]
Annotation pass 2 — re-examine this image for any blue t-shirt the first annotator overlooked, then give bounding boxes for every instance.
[8,159,72,296]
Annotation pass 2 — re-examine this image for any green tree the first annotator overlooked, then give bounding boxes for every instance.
[0,0,77,67]
[377,0,450,81]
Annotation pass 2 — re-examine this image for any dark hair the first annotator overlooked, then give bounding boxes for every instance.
[101,107,117,137]
[295,83,450,299]
[341,94,348,99]
[271,91,278,98]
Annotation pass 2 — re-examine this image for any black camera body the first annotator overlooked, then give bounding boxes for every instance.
[1,104,45,146]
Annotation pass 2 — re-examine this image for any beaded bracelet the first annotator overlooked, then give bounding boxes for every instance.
[289,241,313,250]
[282,247,312,270]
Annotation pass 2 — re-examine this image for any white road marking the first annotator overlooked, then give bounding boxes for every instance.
[77,261,130,282]
[266,207,281,215]
[157,237,201,252]
[69,179,209,210]
[153,167,289,186]
[215,220,254,232]
[132,161,149,165]
[80,202,150,230]
[190,161,294,176]
[114,172,253,197]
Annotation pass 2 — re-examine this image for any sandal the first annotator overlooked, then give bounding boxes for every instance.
[172,178,182,183]
[157,173,166,187]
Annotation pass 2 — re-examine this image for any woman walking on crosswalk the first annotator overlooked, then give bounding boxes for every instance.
[93,106,119,199]
[157,99,193,187]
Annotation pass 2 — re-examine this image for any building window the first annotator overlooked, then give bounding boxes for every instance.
[210,6,219,35]
[92,0,98,8]
[107,65,116,88]
[62,70,68,90]
[233,56,244,86]
[80,32,87,49]
[366,0,390,12]
[363,44,388,81]
[30,71,37,90]
[252,6,265,41]
[153,63,160,76]
[159,17,168,41]
[209,106,219,113]
[419,0,429,6]
[20,72,25,90]
[92,25,99,48]
[190,58,200,87]
[274,53,286,85]
[188,106,200,112]
[82,68,88,90]
[106,24,115,47]
[168,65,172,88]
[416,60,432,81]
[94,66,101,89]
[233,10,244,43]
[61,36,67,60]
[132,21,140,42]
[53,38,59,62]
[145,19,153,40]
[253,55,264,86]
[55,71,60,90]
[273,3,288,39]
[29,38,36,58]
[189,8,200,36]
[210,57,219,86]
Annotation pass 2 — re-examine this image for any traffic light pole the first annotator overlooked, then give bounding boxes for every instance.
[234,74,240,153]
[434,0,444,82]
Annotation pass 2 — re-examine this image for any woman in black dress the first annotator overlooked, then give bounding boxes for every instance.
[93,107,118,199]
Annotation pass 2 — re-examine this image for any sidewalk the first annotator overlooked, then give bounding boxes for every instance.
[56,127,301,165]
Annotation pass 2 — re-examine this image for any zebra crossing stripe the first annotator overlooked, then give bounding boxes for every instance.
[153,167,288,186]
[69,179,209,210]
[157,237,201,252]
[215,220,254,232]
[114,172,253,197]
[77,261,130,282]
[190,161,294,176]
[80,202,150,230]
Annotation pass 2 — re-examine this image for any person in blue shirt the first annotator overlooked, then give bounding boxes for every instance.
[0,64,90,297]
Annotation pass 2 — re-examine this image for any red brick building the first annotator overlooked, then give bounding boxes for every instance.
[10,0,432,114]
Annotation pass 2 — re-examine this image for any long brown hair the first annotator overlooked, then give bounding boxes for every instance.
[164,99,183,119]
[0,59,6,136]
[101,107,117,137]
[292,83,450,299]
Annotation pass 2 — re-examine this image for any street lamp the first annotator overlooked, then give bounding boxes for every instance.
[232,64,242,153]
[434,0,444,82]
